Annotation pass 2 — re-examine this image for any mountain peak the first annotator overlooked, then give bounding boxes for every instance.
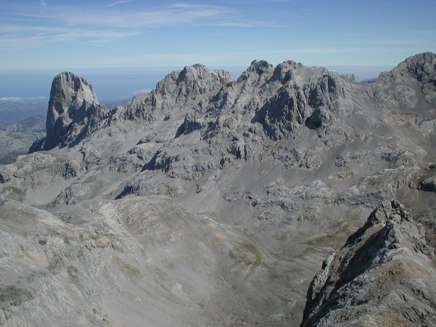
[30,72,106,151]
[154,64,232,96]
[243,59,274,76]
[123,64,232,120]
[177,64,231,85]
[50,72,99,104]
[391,52,436,83]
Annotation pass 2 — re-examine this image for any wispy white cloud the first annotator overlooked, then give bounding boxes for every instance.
[1,2,284,48]
[0,23,143,49]
[213,20,286,28]
[107,0,133,7]
[0,97,22,101]
[0,96,46,102]
[24,3,230,29]
[0,3,223,47]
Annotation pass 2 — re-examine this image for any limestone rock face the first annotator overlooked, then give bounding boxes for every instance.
[374,52,436,111]
[394,51,436,83]
[124,64,232,121]
[30,72,107,151]
[301,200,436,327]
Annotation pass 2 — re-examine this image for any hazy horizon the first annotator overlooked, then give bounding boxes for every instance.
[0,64,392,101]
[0,64,394,123]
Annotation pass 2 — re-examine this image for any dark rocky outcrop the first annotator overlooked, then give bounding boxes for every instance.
[420,175,436,192]
[301,200,436,327]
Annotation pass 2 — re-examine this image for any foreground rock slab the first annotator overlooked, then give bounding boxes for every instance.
[301,200,436,327]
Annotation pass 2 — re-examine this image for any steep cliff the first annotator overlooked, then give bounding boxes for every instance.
[30,72,108,151]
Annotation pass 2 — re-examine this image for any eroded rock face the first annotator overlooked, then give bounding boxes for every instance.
[301,200,436,327]
[124,64,232,121]
[373,52,436,110]
[30,72,108,151]
[394,51,436,84]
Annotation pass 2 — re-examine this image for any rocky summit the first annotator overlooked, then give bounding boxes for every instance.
[301,200,436,327]
[30,72,108,152]
[0,53,435,326]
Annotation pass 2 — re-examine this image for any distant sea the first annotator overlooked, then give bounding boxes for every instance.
[0,65,390,123]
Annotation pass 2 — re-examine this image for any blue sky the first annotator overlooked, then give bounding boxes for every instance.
[1,0,435,70]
